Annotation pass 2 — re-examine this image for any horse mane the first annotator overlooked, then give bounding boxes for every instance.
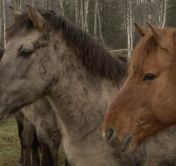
[0,48,4,61]
[6,10,127,84]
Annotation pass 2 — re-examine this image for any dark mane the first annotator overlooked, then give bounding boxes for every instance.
[0,48,4,61]
[6,10,127,84]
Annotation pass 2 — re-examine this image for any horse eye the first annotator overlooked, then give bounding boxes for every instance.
[19,50,33,58]
[143,73,156,81]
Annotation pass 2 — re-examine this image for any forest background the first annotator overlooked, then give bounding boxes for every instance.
[0,0,175,58]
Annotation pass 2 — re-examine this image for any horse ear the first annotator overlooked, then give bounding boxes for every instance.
[9,6,21,20]
[134,22,150,37]
[146,20,173,51]
[26,4,46,31]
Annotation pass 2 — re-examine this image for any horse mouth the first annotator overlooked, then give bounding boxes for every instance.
[121,134,132,152]
[111,134,132,153]
[104,129,132,153]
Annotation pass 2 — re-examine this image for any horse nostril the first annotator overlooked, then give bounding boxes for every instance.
[107,128,117,143]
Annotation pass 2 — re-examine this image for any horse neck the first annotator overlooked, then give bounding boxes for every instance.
[48,49,120,137]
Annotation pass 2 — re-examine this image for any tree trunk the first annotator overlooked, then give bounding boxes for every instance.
[129,0,133,54]
[84,0,89,32]
[47,0,51,10]
[162,0,167,28]
[97,8,105,45]
[147,0,152,22]
[94,0,98,38]
[80,0,84,28]
[75,0,79,24]
[19,0,22,11]
[2,0,6,47]
[126,0,131,59]
[0,0,2,47]
[32,0,35,7]
[60,0,64,16]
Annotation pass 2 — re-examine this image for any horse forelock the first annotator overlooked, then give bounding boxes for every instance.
[129,28,176,81]
[129,32,158,79]
[6,9,127,85]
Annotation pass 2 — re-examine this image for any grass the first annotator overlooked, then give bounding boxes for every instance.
[0,117,66,166]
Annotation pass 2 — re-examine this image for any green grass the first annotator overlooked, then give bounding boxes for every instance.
[0,117,66,166]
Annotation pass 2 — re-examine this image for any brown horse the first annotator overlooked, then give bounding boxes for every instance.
[103,21,176,153]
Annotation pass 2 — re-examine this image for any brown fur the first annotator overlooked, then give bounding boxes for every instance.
[103,22,176,153]
[129,28,176,82]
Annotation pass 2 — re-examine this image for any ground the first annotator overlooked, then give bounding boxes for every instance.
[0,117,66,166]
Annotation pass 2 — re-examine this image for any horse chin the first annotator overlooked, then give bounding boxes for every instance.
[115,136,138,154]
[118,135,135,153]
[123,139,138,153]
[104,132,135,153]
[0,102,30,120]
[0,107,14,120]
[0,113,10,120]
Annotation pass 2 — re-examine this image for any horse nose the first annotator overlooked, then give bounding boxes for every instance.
[106,127,118,143]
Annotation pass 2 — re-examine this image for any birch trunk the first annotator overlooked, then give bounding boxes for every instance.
[147,0,152,22]
[129,0,133,54]
[14,0,17,9]
[94,0,98,38]
[84,0,89,32]
[162,0,167,28]
[153,0,167,28]
[75,0,79,25]
[159,0,163,27]
[19,0,22,11]
[32,0,35,7]
[0,1,2,46]
[47,0,51,10]
[80,0,84,28]
[126,0,131,59]
[42,0,45,7]
[2,0,6,47]
[97,8,105,45]
[60,0,64,16]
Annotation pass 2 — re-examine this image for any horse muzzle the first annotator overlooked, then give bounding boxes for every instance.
[103,127,132,153]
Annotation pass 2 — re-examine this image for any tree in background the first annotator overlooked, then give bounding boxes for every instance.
[167,0,176,27]
[0,0,171,52]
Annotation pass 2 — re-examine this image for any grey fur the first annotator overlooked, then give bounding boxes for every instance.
[14,98,62,166]
[20,97,62,166]
[146,127,176,166]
